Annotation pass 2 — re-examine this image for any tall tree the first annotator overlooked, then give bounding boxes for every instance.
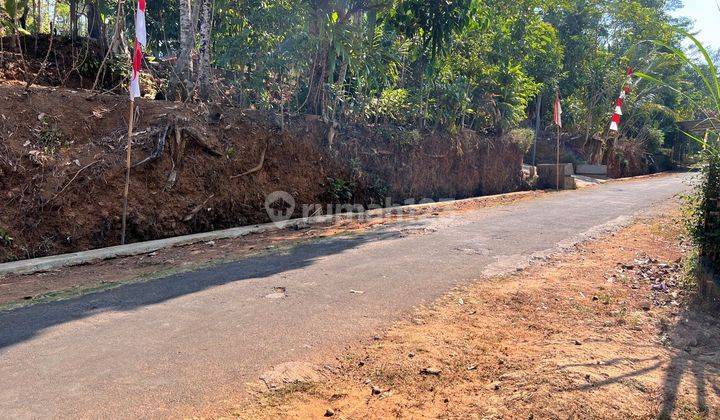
[87,0,104,41]
[69,0,77,40]
[170,0,195,100]
[197,0,212,100]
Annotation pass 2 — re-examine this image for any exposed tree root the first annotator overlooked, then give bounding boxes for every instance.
[182,127,222,157]
[132,123,171,168]
[231,141,268,179]
[165,123,186,190]
[131,117,221,170]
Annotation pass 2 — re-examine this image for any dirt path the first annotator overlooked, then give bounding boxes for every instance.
[233,206,719,419]
[0,174,694,418]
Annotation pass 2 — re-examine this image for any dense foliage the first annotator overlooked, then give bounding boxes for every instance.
[0,0,714,147]
[651,30,720,279]
[3,0,720,285]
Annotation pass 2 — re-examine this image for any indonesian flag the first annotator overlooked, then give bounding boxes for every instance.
[136,0,146,47]
[129,0,147,99]
[609,67,634,132]
[129,41,143,98]
[553,93,562,128]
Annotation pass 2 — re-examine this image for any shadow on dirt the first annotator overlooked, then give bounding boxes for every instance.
[657,302,720,418]
[561,299,719,417]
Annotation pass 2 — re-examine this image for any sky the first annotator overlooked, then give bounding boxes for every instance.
[673,0,720,50]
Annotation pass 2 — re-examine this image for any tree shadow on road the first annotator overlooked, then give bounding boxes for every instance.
[0,229,401,350]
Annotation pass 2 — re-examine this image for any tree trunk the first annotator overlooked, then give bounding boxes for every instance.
[331,58,348,121]
[33,0,41,33]
[191,0,201,34]
[307,48,328,116]
[70,0,78,41]
[197,0,212,100]
[87,0,104,40]
[306,51,325,115]
[19,5,28,30]
[110,0,128,56]
[11,14,29,83]
[91,0,126,90]
[414,55,428,128]
[170,0,195,100]
[305,1,331,116]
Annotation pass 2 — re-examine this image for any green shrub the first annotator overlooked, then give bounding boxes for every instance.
[686,156,720,266]
[325,177,355,203]
[34,115,67,153]
[366,89,413,125]
[506,128,535,153]
[639,126,665,154]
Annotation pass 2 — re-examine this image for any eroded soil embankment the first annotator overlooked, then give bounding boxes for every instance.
[0,83,525,262]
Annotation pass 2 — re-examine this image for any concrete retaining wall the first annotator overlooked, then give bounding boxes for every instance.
[576,164,608,176]
[537,164,574,189]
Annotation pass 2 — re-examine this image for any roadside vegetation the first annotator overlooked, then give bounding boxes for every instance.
[0,1,718,270]
[0,1,712,154]
[637,27,720,304]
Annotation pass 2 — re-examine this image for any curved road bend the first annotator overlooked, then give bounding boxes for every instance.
[0,173,692,418]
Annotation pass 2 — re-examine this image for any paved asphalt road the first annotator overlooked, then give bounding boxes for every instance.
[0,174,692,418]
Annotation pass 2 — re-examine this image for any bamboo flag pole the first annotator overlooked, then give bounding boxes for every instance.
[121,0,146,244]
[556,125,561,191]
[553,91,563,191]
[121,99,135,245]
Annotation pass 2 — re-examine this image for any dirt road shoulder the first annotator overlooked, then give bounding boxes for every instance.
[230,202,719,419]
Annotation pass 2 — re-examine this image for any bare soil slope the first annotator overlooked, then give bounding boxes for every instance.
[0,82,525,262]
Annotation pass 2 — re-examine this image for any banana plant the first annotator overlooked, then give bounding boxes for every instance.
[637,25,720,276]
[636,29,719,156]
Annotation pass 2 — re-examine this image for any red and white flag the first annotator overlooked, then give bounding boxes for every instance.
[129,0,147,99]
[553,93,562,128]
[610,67,634,132]
[136,0,146,47]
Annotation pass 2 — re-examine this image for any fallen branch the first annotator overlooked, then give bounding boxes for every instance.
[231,141,268,179]
[184,128,222,157]
[46,160,100,205]
[183,194,215,222]
[424,152,448,159]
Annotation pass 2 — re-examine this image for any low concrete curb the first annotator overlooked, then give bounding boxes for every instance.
[0,191,538,277]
